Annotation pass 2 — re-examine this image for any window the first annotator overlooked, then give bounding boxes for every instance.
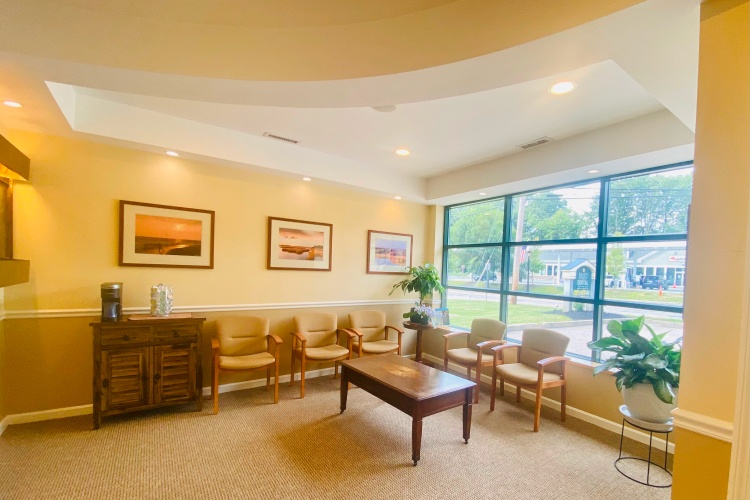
[443,163,692,360]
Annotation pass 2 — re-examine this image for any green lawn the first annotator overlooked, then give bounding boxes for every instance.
[447,299,572,329]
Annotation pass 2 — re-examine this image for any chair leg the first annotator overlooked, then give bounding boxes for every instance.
[499,375,505,397]
[560,384,566,422]
[300,355,306,399]
[212,355,219,415]
[289,352,295,387]
[474,364,482,404]
[534,385,544,432]
[443,354,448,372]
[490,368,497,411]
[266,366,270,392]
[516,384,522,403]
[273,360,280,404]
[466,366,471,379]
[334,361,339,379]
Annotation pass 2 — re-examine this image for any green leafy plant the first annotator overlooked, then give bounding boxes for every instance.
[389,263,446,303]
[587,316,681,404]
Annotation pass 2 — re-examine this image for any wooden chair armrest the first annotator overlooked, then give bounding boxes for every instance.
[491,343,518,364]
[384,325,403,341]
[268,334,283,346]
[442,330,469,339]
[211,338,220,351]
[537,356,568,368]
[537,356,568,381]
[338,328,358,340]
[291,331,307,350]
[347,328,364,338]
[475,339,506,351]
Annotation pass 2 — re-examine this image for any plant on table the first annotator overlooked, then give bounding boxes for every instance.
[587,315,681,420]
[389,263,445,324]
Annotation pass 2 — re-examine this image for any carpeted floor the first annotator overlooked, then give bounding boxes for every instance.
[1,377,672,499]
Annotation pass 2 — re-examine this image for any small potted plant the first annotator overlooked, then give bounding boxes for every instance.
[407,303,435,325]
[587,315,681,423]
[389,263,446,323]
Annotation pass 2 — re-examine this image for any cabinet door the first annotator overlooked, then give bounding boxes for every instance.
[101,347,150,412]
[153,343,197,404]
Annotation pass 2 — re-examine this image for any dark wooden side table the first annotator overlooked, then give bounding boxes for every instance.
[402,321,435,363]
[340,355,475,465]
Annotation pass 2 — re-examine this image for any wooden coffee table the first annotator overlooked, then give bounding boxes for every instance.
[339,355,475,465]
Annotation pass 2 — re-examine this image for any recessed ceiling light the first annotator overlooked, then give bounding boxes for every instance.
[165,150,179,157]
[394,149,411,156]
[549,81,577,95]
[479,192,487,196]
[3,101,22,108]
[394,196,402,200]
[302,177,312,182]
[587,169,600,174]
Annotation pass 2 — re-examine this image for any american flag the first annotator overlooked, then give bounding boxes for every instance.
[519,245,528,263]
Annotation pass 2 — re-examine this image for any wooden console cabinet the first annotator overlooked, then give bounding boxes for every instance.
[91,316,205,429]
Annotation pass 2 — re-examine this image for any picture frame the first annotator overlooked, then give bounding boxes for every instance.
[119,200,215,268]
[267,217,332,271]
[367,230,413,274]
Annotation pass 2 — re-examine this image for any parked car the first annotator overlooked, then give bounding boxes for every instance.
[641,276,664,289]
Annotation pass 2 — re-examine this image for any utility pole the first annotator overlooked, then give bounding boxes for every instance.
[510,196,526,305]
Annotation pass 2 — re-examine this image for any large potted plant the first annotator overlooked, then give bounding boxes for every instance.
[587,315,681,423]
[389,263,445,324]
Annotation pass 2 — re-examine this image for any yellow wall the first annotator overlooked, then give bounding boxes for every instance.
[672,428,732,499]
[672,0,750,496]
[0,289,6,421]
[1,130,431,413]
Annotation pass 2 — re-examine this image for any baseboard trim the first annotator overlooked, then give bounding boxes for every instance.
[424,354,676,454]
[671,408,733,443]
[0,416,8,436]
[4,299,415,320]
[5,404,93,426]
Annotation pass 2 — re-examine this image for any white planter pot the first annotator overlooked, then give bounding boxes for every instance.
[622,383,677,423]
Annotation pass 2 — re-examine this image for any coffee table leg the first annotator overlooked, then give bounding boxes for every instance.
[412,418,422,466]
[415,331,423,363]
[463,388,472,444]
[340,368,348,414]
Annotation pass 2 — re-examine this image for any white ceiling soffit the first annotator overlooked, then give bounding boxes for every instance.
[11,0,699,203]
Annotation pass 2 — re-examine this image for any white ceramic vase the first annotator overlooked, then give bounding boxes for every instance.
[622,382,677,423]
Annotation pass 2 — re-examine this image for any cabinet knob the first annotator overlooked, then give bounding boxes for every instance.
[122,335,130,341]
[154,373,161,381]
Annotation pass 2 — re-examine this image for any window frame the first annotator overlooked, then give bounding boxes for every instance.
[442,161,692,361]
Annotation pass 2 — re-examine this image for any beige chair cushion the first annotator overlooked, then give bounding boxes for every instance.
[495,362,562,385]
[349,310,386,343]
[216,316,270,356]
[446,347,493,365]
[358,339,398,354]
[294,312,338,347]
[468,318,507,347]
[519,329,570,375]
[219,352,276,371]
[296,344,349,360]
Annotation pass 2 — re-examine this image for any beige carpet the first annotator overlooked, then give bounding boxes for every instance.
[1,377,672,499]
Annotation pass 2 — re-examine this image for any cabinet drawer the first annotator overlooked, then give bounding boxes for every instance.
[153,324,198,342]
[100,328,150,346]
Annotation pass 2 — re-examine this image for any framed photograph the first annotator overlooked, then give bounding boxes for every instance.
[434,307,450,326]
[119,200,215,268]
[367,230,412,274]
[267,217,332,271]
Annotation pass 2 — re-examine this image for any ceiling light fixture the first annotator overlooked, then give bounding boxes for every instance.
[587,169,600,174]
[394,149,410,156]
[165,150,179,157]
[3,101,22,108]
[302,177,312,182]
[394,196,402,200]
[549,81,577,95]
[479,192,487,196]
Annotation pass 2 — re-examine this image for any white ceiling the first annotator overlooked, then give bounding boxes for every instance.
[0,0,699,204]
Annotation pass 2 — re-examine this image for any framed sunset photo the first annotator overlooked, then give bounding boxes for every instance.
[367,230,412,274]
[267,217,332,271]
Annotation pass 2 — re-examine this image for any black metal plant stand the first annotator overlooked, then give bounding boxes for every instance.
[614,405,673,488]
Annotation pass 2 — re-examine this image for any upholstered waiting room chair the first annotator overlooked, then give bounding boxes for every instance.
[290,312,355,398]
[212,316,282,414]
[490,328,570,432]
[348,310,403,357]
[443,318,507,403]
